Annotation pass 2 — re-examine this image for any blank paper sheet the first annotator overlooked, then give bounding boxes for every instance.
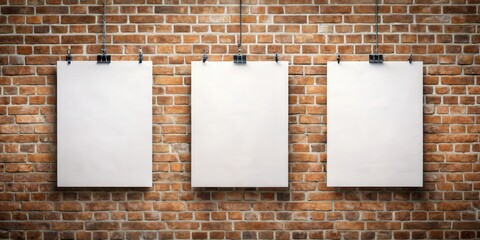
[327,62,423,187]
[191,62,288,187]
[57,61,152,187]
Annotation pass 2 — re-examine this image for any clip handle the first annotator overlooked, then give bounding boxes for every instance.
[66,49,72,64]
[202,49,208,63]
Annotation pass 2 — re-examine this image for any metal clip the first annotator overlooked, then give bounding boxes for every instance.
[97,54,111,63]
[337,53,341,64]
[275,53,279,63]
[234,54,246,64]
[234,44,246,64]
[202,49,208,63]
[66,49,72,64]
[369,54,383,64]
[138,48,143,63]
[408,54,413,64]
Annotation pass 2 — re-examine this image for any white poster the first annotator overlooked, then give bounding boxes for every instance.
[57,61,152,187]
[327,62,423,187]
[191,62,288,187]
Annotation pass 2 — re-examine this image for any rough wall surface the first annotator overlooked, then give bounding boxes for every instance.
[0,0,479,239]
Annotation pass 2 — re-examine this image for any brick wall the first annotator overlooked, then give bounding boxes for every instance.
[1,0,479,239]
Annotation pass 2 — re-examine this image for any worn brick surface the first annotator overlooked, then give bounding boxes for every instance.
[0,1,479,239]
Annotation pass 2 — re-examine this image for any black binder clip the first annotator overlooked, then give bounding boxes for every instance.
[408,54,413,64]
[97,54,111,63]
[202,49,208,63]
[275,53,279,63]
[66,49,72,64]
[138,48,143,63]
[337,54,341,64]
[369,54,383,64]
[234,54,246,64]
[233,44,246,64]
[97,48,111,64]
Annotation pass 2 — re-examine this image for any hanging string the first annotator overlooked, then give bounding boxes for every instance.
[102,0,107,55]
[238,0,242,54]
[375,0,379,55]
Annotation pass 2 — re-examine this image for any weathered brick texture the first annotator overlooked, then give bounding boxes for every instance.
[0,0,479,239]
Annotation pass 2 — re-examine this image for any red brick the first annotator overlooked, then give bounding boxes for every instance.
[274,16,307,23]
[62,35,96,44]
[113,35,146,43]
[61,16,96,24]
[148,35,181,43]
[3,66,34,76]
[51,222,83,230]
[85,222,119,230]
[122,222,165,230]
[167,222,199,230]
[252,202,283,211]
[403,222,451,230]
[409,6,441,14]
[1,6,34,14]
[22,202,53,211]
[219,202,250,211]
[153,202,185,211]
[5,164,33,172]
[336,222,364,230]
[0,36,23,44]
[155,6,188,14]
[285,6,319,14]
[120,202,152,211]
[129,15,164,23]
[0,202,20,211]
[452,222,480,230]
[55,202,83,211]
[85,202,117,211]
[334,202,383,211]
[285,222,333,230]
[187,203,217,211]
[321,6,351,14]
[443,6,477,14]
[16,115,44,124]
[464,66,480,75]
[386,202,414,210]
[429,66,462,75]
[0,135,37,143]
[25,35,60,44]
[309,15,342,23]
[201,222,232,230]
[367,222,401,230]
[36,6,69,14]
[424,134,477,143]
[294,34,325,43]
[285,202,331,211]
[437,202,472,211]
[441,76,474,85]
[0,222,49,230]
[8,106,38,115]
[235,222,283,230]
[191,6,225,14]
[383,15,413,23]
[25,56,58,65]
[28,154,54,163]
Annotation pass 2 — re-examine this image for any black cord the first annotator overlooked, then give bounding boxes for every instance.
[238,0,242,54]
[102,0,107,55]
[375,0,378,55]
